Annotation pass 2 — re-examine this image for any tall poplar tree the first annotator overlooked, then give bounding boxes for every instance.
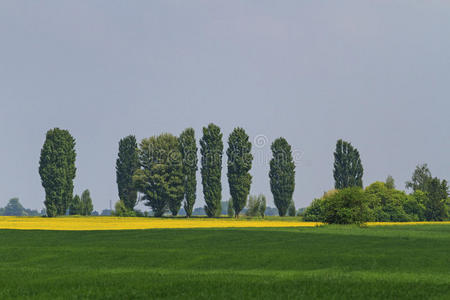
[179,128,198,217]
[200,123,223,217]
[227,127,253,217]
[133,134,184,217]
[39,128,76,217]
[269,137,296,216]
[333,139,364,189]
[116,135,140,211]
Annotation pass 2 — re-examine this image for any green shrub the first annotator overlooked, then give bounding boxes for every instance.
[323,187,371,224]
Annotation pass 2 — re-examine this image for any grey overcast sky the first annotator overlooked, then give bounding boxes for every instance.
[0,1,449,211]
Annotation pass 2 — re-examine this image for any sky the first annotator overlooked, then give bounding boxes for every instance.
[0,1,449,211]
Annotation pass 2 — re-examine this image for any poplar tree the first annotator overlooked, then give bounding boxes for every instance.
[179,128,198,217]
[39,128,76,217]
[116,135,140,211]
[227,127,253,217]
[333,139,364,189]
[200,123,223,217]
[269,137,296,216]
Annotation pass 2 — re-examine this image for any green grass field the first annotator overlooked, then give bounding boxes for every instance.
[0,225,449,299]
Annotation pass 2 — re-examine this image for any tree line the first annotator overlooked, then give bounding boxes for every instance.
[39,124,296,217]
[302,140,449,223]
[38,127,448,221]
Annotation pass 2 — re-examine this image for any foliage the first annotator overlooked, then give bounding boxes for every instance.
[227,200,234,217]
[423,177,448,221]
[333,139,363,189]
[246,195,268,217]
[227,128,253,217]
[385,175,395,189]
[246,195,259,217]
[134,133,184,217]
[116,135,140,211]
[269,137,296,216]
[81,189,94,216]
[200,123,223,217]
[322,187,371,224]
[288,201,296,217]
[179,128,198,217]
[405,163,432,192]
[365,182,410,222]
[3,198,26,216]
[113,200,137,217]
[69,195,82,215]
[39,128,77,217]
[303,198,325,222]
[404,191,426,221]
[258,194,266,218]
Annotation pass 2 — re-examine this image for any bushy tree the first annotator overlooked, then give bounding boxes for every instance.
[333,139,363,189]
[200,124,223,217]
[4,198,26,216]
[323,187,371,224]
[69,195,82,215]
[81,189,94,216]
[303,198,325,222]
[113,200,137,217]
[179,128,198,217]
[134,134,184,217]
[406,164,432,192]
[269,138,296,216]
[227,128,253,217]
[365,182,410,221]
[246,195,260,217]
[404,191,426,221]
[385,175,395,189]
[116,135,140,211]
[39,128,77,217]
[424,177,448,221]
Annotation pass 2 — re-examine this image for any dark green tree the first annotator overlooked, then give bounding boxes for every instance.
[81,189,94,216]
[424,177,448,221]
[405,164,432,192]
[179,128,198,217]
[269,137,296,216]
[333,139,363,189]
[227,199,234,217]
[227,128,253,217]
[69,195,82,215]
[116,135,140,211]
[134,134,184,217]
[39,128,77,217]
[200,124,223,217]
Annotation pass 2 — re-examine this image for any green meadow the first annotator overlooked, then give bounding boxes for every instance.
[0,225,449,299]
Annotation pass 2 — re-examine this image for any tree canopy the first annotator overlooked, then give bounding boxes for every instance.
[333,139,363,189]
[39,128,76,217]
[269,137,296,216]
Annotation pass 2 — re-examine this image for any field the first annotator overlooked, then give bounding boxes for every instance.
[0,220,449,299]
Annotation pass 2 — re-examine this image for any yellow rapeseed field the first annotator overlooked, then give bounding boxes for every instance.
[0,216,321,231]
[0,217,448,230]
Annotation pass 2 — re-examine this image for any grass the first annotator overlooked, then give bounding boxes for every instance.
[0,224,449,299]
